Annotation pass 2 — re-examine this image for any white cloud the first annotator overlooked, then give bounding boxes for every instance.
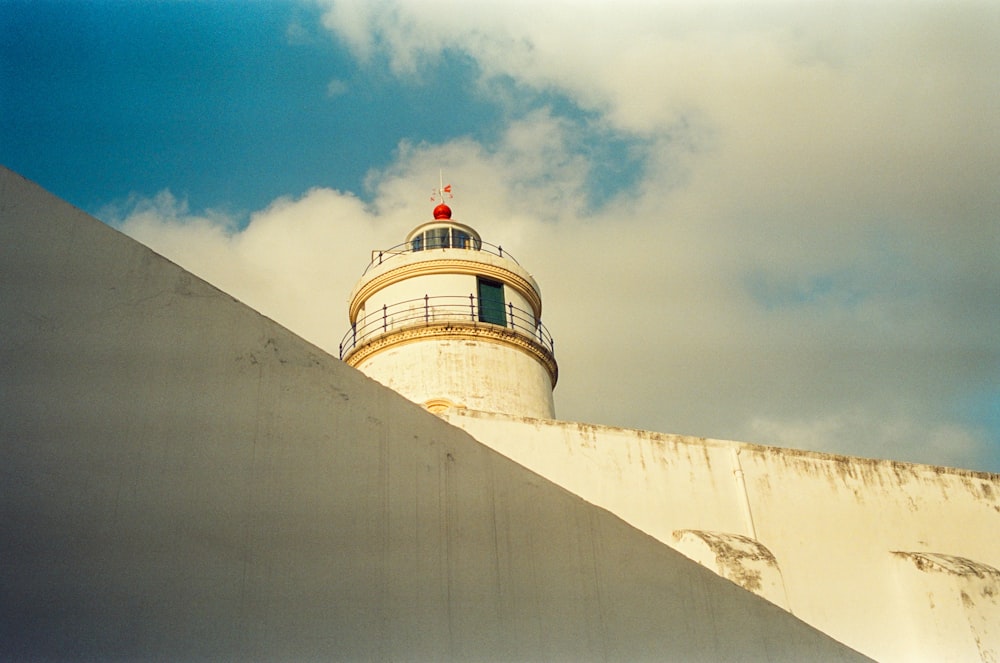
[285,18,311,45]
[326,78,349,97]
[112,2,1000,471]
[116,187,388,354]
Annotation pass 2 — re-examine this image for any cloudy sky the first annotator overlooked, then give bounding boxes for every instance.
[3,1,998,472]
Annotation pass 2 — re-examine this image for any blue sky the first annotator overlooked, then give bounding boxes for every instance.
[2,1,499,213]
[2,1,642,215]
[3,0,999,472]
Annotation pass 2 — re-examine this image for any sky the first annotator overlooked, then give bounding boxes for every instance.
[2,0,999,473]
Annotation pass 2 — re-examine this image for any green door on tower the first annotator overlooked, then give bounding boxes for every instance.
[477,278,506,327]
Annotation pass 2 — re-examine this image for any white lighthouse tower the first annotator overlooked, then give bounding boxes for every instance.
[339,193,557,419]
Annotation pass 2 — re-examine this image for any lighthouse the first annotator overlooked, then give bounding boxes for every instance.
[339,195,557,419]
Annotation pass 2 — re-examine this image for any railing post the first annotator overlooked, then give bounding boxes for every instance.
[382,304,388,332]
[424,294,429,324]
[378,250,383,265]
[469,293,475,321]
[508,302,515,328]
[339,342,343,359]
[498,245,503,258]
[352,323,356,348]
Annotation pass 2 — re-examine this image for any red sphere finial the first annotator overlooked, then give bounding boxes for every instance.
[433,203,452,219]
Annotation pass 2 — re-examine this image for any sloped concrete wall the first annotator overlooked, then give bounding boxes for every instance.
[0,167,870,661]
[441,408,1000,662]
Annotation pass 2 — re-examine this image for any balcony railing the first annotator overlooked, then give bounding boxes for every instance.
[339,294,554,360]
[362,240,520,276]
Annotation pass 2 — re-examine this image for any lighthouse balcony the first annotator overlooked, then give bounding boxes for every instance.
[362,237,521,277]
[339,294,555,364]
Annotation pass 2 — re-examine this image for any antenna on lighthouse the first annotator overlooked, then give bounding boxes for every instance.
[431,170,453,204]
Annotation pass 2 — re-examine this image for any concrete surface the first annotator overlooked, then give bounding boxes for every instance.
[441,408,1000,662]
[0,166,869,661]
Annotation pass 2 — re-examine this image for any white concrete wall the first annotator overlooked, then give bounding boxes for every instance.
[359,338,555,419]
[441,409,1000,663]
[0,166,871,662]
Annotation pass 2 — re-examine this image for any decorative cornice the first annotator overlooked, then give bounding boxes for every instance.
[344,322,558,387]
[349,258,541,323]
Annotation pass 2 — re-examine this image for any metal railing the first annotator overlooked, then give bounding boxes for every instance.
[339,294,554,360]
[362,239,520,276]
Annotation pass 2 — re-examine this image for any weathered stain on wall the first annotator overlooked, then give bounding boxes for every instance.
[672,530,789,608]
[442,407,1000,663]
[891,552,1000,661]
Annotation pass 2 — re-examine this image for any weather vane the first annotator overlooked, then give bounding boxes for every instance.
[430,170,453,204]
